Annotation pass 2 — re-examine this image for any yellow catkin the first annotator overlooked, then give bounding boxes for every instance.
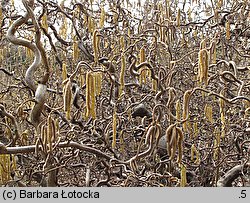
[166,124,174,157]
[20,130,29,145]
[176,127,184,164]
[94,72,102,96]
[191,144,200,164]
[41,125,47,153]
[195,148,200,164]
[226,21,230,40]
[11,155,16,172]
[73,38,79,62]
[62,63,67,81]
[85,72,91,119]
[59,15,67,39]
[120,35,125,51]
[99,6,105,28]
[4,126,12,140]
[140,47,146,63]
[80,74,85,88]
[41,11,48,32]
[85,72,96,119]
[47,115,53,151]
[119,54,126,97]
[182,90,192,132]
[113,12,118,25]
[200,38,206,49]
[0,49,3,62]
[213,45,216,64]
[161,27,166,43]
[47,114,54,152]
[73,5,80,19]
[176,8,181,27]
[139,48,148,85]
[0,6,3,23]
[11,0,15,8]
[63,80,72,120]
[152,79,157,91]
[169,126,177,160]
[193,118,198,138]
[217,0,223,8]
[219,91,226,138]
[193,30,197,39]
[0,155,11,184]
[127,28,131,38]
[180,164,187,187]
[112,107,117,149]
[198,49,209,86]
[90,74,96,119]
[191,144,195,161]
[26,44,34,59]
[88,17,95,33]
[175,100,181,120]
[188,8,192,21]
[93,30,98,62]
[209,41,216,64]
[55,118,60,134]
[204,104,213,123]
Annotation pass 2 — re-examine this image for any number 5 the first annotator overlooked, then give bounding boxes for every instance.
[241,190,246,198]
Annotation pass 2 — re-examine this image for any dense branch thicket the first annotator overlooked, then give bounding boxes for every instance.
[0,0,249,187]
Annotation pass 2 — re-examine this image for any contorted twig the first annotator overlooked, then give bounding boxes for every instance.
[6,0,50,127]
[217,163,250,187]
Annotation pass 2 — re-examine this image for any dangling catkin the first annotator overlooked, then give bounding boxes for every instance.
[176,127,183,163]
[62,63,67,81]
[90,73,96,119]
[169,126,177,160]
[219,91,226,138]
[193,118,198,138]
[59,15,67,40]
[86,72,96,119]
[93,30,99,63]
[0,6,3,23]
[94,72,102,96]
[41,11,48,32]
[175,99,181,120]
[226,21,230,40]
[47,114,53,149]
[152,79,157,91]
[191,144,200,164]
[119,54,126,97]
[120,35,125,51]
[198,49,209,86]
[166,124,174,157]
[99,6,105,28]
[139,48,147,84]
[85,72,91,119]
[182,89,192,132]
[88,17,95,33]
[204,104,213,123]
[63,79,72,120]
[73,37,79,62]
[210,41,216,64]
[180,164,187,187]
[176,8,181,27]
